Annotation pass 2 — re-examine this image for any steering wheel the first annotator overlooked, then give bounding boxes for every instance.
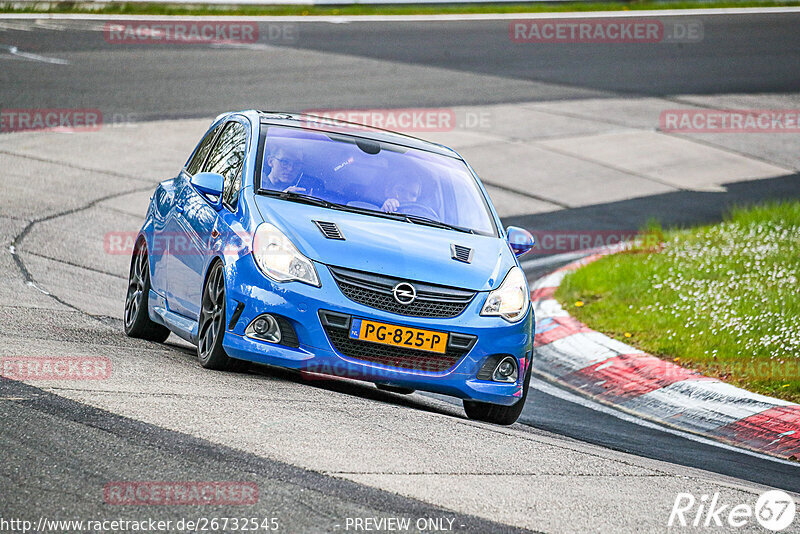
[398,202,438,220]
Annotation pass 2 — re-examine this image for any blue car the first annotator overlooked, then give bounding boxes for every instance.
[124,111,535,424]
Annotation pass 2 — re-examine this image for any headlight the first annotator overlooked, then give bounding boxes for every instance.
[252,223,320,287]
[481,266,529,322]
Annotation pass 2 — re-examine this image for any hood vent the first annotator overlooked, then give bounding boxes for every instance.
[313,220,345,240]
[451,244,473,264]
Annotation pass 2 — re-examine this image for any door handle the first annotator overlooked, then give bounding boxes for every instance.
[175,205,184,213]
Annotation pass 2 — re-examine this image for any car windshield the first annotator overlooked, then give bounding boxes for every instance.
[258,126,496,236]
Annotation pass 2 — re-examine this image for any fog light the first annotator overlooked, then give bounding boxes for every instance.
[254,318,269,334]
[492,356,518,383]
[246,314,281,343]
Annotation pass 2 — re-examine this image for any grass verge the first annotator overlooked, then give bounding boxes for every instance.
[1,0,799,16]
[556,202,800,403]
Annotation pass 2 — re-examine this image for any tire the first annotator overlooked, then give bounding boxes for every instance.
[197,261,245,371]
[124,241,171,343]
[463,357,532,425]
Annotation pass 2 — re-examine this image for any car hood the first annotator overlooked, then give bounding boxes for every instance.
[253,195,514,291]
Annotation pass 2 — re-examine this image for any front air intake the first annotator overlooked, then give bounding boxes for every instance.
[313,220,345,240]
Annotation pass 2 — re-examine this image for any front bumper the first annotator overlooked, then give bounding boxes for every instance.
[222,255,534,405]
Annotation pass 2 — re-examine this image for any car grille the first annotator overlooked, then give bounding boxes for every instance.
[320,318,474,373]
[328,266,476,319]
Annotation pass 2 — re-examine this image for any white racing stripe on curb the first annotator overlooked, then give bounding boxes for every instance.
[531,270,568,291]
[536,331,642,375]
[532,377,800,468]
[622,380,795,434]
[533,298,567,319]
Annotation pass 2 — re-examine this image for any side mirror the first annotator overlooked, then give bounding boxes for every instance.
[506,226,535,257]
[191,172,224,210]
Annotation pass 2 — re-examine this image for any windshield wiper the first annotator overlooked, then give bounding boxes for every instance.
[259,190,405,222]
[326,202,408,222]
[258,190,476,234]
[330,205,475,234]
[258,189,332,208]
[399,214,475,234]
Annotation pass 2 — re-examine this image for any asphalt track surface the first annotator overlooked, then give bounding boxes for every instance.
[2,12,800,533]
[0,13,799,118]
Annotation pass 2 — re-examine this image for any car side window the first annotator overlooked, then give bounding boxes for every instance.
[202,121,246,210]
[186,125,221,176]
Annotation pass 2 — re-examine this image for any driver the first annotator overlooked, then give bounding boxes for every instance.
[263,145,321,195]
[381,175,422,213]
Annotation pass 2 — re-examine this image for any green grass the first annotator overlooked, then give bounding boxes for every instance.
[556,202,800,402]
[1,0,799,16]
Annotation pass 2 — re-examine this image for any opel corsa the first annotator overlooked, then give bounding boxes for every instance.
[125,111,536,424]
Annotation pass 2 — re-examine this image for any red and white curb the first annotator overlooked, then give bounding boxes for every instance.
[530,251,800,461]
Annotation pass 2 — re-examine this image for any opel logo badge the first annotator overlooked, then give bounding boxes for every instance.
[393,282,416,305]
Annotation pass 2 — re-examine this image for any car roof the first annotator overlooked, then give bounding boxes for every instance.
[256,111,460,158]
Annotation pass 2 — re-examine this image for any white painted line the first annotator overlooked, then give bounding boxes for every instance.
[0,45,69,65]
[1,7,799,22]
[532,377,800,468]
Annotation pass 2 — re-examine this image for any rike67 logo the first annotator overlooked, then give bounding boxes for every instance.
[668,490,796,531]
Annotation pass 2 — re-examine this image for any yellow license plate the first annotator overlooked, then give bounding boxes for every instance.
[349,318,448,354]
